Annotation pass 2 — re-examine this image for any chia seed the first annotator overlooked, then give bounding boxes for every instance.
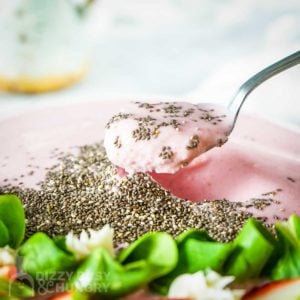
[287,177,296,183]
[105,113,132,129]
[186,135,200,150]
[159,146,174,160]
[163,104,182,114]
[1,143,254,244]
[132,126,152,141]
[114,136,122,148]
[137,103,155,109]
[245,197,281,211]
[183,108,195,117]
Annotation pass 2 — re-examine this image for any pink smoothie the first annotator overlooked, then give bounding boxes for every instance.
[104,102,233,174]
[0,100,299,223]
[150,114,300,221]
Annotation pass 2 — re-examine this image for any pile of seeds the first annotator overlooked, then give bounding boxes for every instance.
[0,143,256,244]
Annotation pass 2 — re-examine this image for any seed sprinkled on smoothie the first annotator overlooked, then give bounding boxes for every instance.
[152,127,160,138]
[186,135,200,150]
[183,108,195,117]
[106,113,133,129]
[114,136,122,148]
[137,102,155,109]
[287,177,296,183]
[159,146,174,160]
[0,143,254,244]
[132,126,151,141]
[163,104,182,114]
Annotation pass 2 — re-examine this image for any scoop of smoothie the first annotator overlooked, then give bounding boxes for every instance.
[104,101,233,173]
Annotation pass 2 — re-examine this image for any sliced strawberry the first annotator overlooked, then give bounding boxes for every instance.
[51,291,72,300]
[51,292,188,300]
[243,278,300,300]
[0,265,17,281]
[122,289,190,300]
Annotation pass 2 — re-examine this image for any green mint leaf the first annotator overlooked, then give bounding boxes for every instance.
[69,232,177,298]
[151,229,233,295]
[0,220,9,247]
[0,278,34,298]
[119,232,178,276]
[270,215,300,280]
[19,232,77,282]
[0,195,25,248]
[69,248,149,297]
[225,218,276,280]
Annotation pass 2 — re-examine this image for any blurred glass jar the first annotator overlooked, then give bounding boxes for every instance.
[0,0,96,93]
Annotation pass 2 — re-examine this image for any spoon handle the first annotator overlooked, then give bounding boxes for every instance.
[228,51,300,126]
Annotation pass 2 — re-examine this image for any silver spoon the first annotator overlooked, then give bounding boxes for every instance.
[228,50,300,131]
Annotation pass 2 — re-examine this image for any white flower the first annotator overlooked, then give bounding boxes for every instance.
[66,224,114,260]
[168,270,245,300]
[0,246,16,266]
